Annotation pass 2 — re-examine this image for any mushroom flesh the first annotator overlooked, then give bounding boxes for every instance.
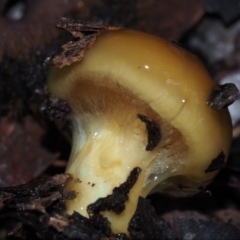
[47,29,232,234]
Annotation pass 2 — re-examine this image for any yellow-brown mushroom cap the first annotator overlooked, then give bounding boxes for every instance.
[48,29,232,192]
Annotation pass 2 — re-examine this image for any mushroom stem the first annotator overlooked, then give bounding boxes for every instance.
[64,101,157,233]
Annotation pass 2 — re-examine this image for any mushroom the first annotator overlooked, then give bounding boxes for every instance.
[47,29,232,234]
